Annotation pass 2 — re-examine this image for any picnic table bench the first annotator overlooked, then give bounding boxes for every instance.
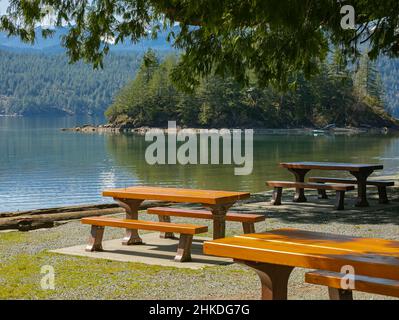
[81,217,208,262]
[308,177,394,204]
[147,207,265,236]
[305,270,399,299]
[279,162,384,207]
[82,217,208,262]
[204,229,399,300]
[266,181,355,210]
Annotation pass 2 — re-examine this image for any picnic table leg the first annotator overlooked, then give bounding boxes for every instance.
[242,222,255,234]
[175,234,193,262]
[86,225,105,252]
[158,215,176,239]
[328,288,353,300]
[271,187,283,205]
[335,190,346,210]
[206,203,233,239]
[114,198,144,245]
[317,183,329,199]
[237,260,294,300]
[377,186,389,204]
[349,169,373,207]
[287,168,310,203]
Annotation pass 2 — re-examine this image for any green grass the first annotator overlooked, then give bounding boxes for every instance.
[0,251,170,299]
[0,247,255,299]
[0,231,29,243]
[0,245,250,299]
[0,230,60,244]
[0,215,259,299]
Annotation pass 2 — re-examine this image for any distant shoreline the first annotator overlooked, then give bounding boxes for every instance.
[61,124,394,135]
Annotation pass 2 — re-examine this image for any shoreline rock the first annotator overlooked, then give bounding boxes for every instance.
[61,124,394,135]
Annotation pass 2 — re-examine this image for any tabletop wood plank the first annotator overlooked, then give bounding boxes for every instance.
[203,229,399,281]
[279,162,383,171]
[236,229,399,255]
[102,186,250,205]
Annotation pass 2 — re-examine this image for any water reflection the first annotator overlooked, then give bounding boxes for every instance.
[105,131,399,192]
[1,116,398,211]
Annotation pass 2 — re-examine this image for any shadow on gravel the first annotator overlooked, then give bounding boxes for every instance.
[238,189,399,226]
[153,188,399,226]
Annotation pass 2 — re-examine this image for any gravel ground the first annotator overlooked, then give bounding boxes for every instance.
[1,186,398,300]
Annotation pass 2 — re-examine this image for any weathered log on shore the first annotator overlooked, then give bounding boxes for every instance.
[0,203,121,218]
[0,201,172,231]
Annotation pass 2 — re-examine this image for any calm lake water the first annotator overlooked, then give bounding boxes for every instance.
[1,117,399,212]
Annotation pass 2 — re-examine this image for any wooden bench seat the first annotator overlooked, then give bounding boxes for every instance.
[266,181,355,210]
[308,177,395,204]
[305,270,399,299]
[147,207,265,236]
[81,216,208,262]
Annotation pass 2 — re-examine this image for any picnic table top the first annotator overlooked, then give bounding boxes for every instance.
[279,161,383,171]
[102,186,250,205]
[203,229,399,281]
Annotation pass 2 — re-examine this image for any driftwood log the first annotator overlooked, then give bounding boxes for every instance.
[0,201,172,231]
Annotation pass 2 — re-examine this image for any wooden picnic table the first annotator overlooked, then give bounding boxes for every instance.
[279,161,383,207]
[204,228,399,300]
[102,186,250,240]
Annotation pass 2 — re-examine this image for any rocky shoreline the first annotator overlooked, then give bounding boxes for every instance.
[61,124,393,135]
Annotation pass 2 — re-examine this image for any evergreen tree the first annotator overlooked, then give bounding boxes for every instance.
[354,52,385,105]
[106,53,397,129]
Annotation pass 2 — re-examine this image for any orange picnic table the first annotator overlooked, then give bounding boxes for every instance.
[204,229,399,299]
[102,186,250,240]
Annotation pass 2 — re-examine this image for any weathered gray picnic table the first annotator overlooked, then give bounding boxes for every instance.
[279,162,383,207]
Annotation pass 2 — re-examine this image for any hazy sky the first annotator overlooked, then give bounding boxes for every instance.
[0,0,8,15]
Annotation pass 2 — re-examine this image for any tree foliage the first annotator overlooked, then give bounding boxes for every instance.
[1,1,399,90]
[353,52,385,106]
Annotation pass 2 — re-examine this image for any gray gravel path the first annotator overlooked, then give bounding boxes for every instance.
[1,187,398,300]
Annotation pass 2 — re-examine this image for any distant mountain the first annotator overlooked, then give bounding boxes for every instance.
[0,27,68,52]
[0,26,175,53]
[0,26,176,116]
[376,56,399,118]
[0,51,144,116]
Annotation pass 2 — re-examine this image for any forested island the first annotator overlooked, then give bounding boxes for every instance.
[105,50,398,129]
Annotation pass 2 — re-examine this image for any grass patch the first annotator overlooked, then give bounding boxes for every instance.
[0,230,61,245]
[0,252,50,299]
[0,251,171,299]
[0,231,29,243]
[0,249,251,299]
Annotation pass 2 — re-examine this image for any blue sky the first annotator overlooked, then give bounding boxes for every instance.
[0,1,8,14]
